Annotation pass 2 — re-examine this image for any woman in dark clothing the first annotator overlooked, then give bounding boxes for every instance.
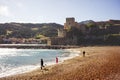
[41,59,44,69]
[83,51,85,57]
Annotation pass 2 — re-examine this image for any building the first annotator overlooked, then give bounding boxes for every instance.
[47,37,67,45]
[109,20,120,24]
[47,18,120,45]
[47,17,80,45]
[57,29,66,37]
[64,17,79,30]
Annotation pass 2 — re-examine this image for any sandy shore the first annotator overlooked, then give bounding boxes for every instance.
[0,46,120,80]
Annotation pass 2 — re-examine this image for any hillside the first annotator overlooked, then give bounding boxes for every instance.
[0,23,63,38]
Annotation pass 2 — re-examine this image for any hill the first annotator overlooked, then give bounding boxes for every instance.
[0,23,63,38]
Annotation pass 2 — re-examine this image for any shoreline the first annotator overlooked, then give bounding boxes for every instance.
[0,48,81,78]
[0,44,79,49]
[0,46,120,80]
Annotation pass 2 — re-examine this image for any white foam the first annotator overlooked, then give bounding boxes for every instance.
[0,65,39,78]
[0,49,81,78]
[59,49,80,63]
[0,48,17,56]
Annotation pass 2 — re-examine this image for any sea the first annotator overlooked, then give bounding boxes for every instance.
[0,48,80,78]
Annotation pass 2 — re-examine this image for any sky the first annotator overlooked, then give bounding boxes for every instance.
[0,0,120,24]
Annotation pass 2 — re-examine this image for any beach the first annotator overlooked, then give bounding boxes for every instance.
[0,48,80,78]
[0,46,120,80]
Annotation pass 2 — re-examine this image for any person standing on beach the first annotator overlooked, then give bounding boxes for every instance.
[56,57,58,63]
[40,59,44,69]
[83,51,85,57]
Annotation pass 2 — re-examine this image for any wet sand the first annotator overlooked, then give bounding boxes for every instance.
[0,46,120,80]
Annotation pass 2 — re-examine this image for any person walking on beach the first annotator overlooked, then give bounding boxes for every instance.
[83,51,85,57]
[56,57,58,63]
[40,59,44,70]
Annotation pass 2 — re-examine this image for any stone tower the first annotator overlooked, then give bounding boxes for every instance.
[64,17,78,30]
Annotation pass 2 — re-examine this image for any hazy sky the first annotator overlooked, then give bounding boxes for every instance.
[0,0,120,24]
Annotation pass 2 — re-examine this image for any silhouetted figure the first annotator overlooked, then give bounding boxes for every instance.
[83,51,85,57]
[56,57,58,63]
[40,59,44,69]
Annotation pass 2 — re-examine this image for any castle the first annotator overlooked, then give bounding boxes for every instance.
[47,17,120,45]
[47,17,81,45]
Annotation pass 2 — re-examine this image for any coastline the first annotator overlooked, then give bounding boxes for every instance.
[0,46,120,80]
[0,48,80,78]
[0,44,79,49]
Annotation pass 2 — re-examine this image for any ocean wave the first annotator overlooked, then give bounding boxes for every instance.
[0,65,39,78]
[0,48,81,78]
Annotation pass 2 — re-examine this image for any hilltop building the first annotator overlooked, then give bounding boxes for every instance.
[64,18,79,30]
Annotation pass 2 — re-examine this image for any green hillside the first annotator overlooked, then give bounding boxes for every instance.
[0,23,63,38]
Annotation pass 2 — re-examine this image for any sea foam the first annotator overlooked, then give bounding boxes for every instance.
[0,48,80,78]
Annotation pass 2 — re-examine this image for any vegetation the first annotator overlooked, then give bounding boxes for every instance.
[105,34,120,45]
[0,23,63,38]
[35,34,45,39]
[86,22,96,28]
[0,19,120,45]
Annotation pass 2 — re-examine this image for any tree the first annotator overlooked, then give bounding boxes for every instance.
[35,34,45,39]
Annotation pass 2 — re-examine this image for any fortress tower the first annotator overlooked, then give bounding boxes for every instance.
[64,17,78,30]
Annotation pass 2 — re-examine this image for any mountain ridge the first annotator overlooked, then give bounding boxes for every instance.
[0,23,63,38]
